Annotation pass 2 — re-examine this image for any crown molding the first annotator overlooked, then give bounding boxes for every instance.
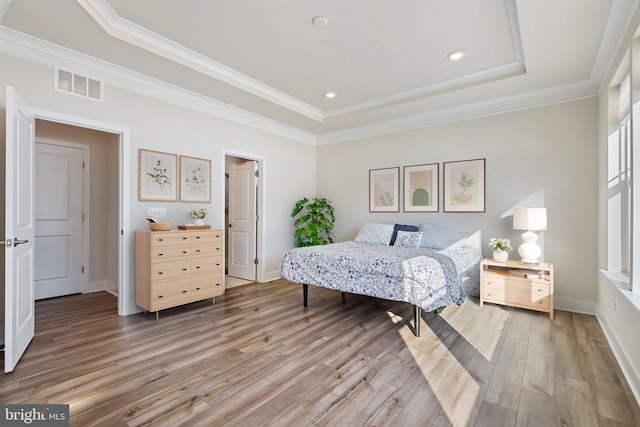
[591,0,640,91]
[78,0,529,121]
[316,79,599,145]
[0,26,317,145]
[76,0,325,122]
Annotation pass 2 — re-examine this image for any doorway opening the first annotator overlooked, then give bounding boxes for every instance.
[34,121,120,302]
[224,153,263,288]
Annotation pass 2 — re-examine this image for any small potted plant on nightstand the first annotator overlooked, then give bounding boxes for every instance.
[488,237,512,263]
[188,208,207,226]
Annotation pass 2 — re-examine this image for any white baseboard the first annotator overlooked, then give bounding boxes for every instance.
[264,270,282,282]
[554,297,597,315]
[596,312,640,406]
[87,280,118,294]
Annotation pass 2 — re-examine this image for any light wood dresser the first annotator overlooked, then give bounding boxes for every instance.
[135,228,224,319]
[480,258,554,319]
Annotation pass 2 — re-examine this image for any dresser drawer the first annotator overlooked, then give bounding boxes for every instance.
[190,243,222,258]
[151,232,191,246]
[191,231,223,244]
[151,259,191,280]
[191,274,224,299]
[151,244,190,262]
[482,277,550,311]
[149,278,191,310]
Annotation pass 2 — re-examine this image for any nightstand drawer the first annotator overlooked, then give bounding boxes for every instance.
[482,277,550,310]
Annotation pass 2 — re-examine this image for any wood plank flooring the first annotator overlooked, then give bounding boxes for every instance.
[1,279,639,426]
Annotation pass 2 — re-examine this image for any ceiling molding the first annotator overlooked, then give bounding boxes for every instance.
[76,0,325,122]
[77,0,529,121]
[591,0,640,92]
[316,79,599,145]
[0,26,317,145]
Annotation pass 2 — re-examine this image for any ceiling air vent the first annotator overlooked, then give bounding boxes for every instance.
[55,67,103,101]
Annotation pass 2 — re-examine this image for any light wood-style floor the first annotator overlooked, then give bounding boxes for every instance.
[1,279,639,426]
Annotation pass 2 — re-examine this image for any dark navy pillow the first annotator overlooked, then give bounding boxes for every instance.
[390,223,418,245]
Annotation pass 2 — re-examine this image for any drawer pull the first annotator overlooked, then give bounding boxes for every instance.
[158,253,164,256]
[216,263,220,266]
[158,272,164,275]
[183,290,188,293]
[158,295,163,298]
[196,249,201,253]
[183,251,188,254]
[182,268,188,271]
[196,287,201,290]
[158,238,164,242]
[196,266,201,269]
[196,236,201,239]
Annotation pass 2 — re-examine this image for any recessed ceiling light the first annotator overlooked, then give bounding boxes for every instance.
[324,91,336,99]
[447,50,466,61]
[312,16,328,28]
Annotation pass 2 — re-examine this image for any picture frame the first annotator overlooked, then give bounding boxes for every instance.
[139,149,177,201]
[403,163,439,212]
[179,155,211,203]
[443,158,485,212]
[369,167,400,212]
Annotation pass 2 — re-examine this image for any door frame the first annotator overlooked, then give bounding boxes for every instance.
[222,149,264,283]
[32,108,132,316]
[34,138,90,295]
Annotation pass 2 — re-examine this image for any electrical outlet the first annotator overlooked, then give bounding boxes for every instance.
[147,207,166,218]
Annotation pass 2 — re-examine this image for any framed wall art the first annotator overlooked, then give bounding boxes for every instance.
[179,155,211,202]
[369,167,399,212]
[443,158,485,212]
[403,163,439,212]
[139,149,177,201]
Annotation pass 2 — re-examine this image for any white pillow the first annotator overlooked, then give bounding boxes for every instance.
[354,223,395,245]
[393,230,423,248]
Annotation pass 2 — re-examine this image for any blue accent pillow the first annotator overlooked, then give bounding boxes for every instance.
[419,224,469,249]
[390,224,418,245]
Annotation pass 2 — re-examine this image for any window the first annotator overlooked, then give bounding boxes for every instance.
[607,73,632,285]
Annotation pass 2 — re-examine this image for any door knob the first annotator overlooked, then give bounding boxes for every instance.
[228,224,232,228]
[13,238,29,246]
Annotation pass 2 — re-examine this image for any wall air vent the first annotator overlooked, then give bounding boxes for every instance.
[54,67,103,101]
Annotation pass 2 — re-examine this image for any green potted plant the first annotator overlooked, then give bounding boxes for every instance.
[488,237,512,262]
[291,197,335,247]
[188,208,207,226]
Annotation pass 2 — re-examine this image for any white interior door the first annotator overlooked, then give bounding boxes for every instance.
[4,86,36,373]
[228,161,257,280]
[34,142,84,300]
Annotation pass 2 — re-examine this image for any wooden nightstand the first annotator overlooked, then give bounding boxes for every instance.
[480,258,554,319]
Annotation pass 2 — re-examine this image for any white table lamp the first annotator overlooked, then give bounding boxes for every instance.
[513,208,547,264]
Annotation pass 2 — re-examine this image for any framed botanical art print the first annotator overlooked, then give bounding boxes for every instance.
[139,149,177,201]
[369,167,400,212]
[403,163,439,212]
[443,158,485,212]
[179,155,211,202]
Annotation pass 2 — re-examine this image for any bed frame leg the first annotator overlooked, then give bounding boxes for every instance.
[414,305,421,337]
[341,292,346,304]
[303,284,308,307]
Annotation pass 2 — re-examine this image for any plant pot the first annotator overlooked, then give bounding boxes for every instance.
[493,250,508,263]
[194,218,205,226]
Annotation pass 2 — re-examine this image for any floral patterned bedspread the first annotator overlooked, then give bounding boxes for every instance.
[279,241,482,312]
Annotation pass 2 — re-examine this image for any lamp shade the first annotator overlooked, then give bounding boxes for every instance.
[513,208,547,231]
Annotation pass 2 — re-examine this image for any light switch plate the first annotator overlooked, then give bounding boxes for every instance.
[147,207,166,218]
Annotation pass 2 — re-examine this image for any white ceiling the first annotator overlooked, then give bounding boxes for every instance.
[0,0,637,144]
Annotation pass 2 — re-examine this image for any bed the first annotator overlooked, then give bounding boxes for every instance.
[280,223,483,337]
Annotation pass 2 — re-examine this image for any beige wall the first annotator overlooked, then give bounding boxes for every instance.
[318,98,599,308]
[35,120,119,290]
